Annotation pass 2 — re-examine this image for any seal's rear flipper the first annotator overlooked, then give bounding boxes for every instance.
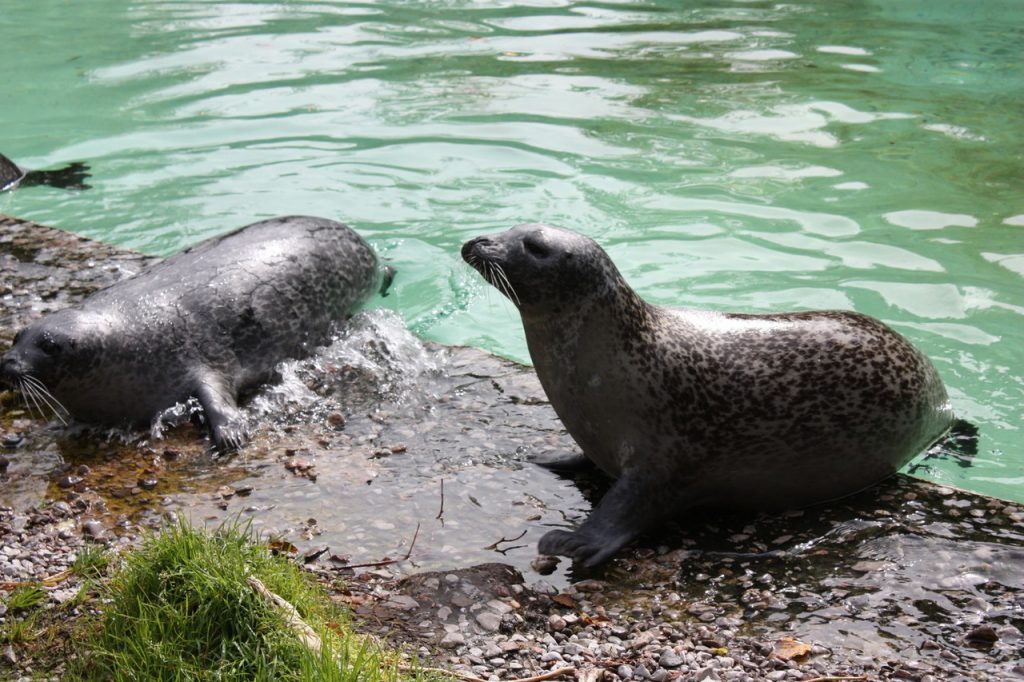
[379,264,396,297]
[943,418,979,467]
[912,418,979,473]
[947,419,979,455]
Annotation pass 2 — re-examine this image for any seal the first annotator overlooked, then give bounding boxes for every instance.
[462,223,955,566]
[1,215,391,451]
[0,152,90,192]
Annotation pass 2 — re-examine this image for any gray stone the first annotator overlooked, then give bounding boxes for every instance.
[385,595,419,610]
[475,610,502,632]
[659,649,684,669]
[694,667,719,682]
[440,632,465,649]
[530,580,558,595]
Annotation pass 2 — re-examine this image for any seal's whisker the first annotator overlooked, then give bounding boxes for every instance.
[485,261,510,301]
[22,375,70,425]
[18,379,46,422]
[22,374,69,416]
[491,263,520,306]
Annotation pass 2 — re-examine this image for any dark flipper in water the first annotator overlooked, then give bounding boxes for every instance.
[910,418,980,473]
[0,153,91,191]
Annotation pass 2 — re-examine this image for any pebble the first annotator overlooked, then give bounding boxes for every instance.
[531,555,560,574]
[440,632,466,649]
[659,649,684,668]
[965,624,999,644]
[475,611,501,632]
[82,519,106,539]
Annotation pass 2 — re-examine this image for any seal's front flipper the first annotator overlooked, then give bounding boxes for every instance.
[195,377,249,453]
[537,468,665,567]
[378,264,396,297]
[529,451,594,472]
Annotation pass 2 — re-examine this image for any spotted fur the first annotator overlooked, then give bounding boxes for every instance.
[463,223,954,567]
[1,216,387,451]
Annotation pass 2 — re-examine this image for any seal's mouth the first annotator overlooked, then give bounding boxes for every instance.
[1,355,70,424]
[461,237,521,307]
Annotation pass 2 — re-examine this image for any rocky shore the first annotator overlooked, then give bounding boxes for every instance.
[2,214,1023,680]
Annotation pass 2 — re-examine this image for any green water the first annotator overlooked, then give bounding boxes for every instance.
[2,0,1022,502]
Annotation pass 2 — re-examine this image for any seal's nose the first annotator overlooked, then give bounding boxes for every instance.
[0,355,20,383]
[460,236,491,263]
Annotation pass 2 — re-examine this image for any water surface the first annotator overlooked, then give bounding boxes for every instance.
[1,0,1022,501]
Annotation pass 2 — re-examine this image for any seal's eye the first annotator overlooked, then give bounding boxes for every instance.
[37,336,61,356]
[524,237,550,259]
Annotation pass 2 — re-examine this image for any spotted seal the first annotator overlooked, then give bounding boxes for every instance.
[462,223,955,566]
[1,215,391,451]
[0,152,90,191]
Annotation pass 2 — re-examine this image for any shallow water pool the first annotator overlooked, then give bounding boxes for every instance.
[1,0,1022,501]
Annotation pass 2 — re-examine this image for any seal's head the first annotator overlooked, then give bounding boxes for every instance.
[1,309,111,422]
[461,223,628,320]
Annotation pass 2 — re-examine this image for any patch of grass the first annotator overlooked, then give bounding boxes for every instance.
[69,518,415,682]
[0,611,41,644]
[71,543,110,580]
[4,584,46,613]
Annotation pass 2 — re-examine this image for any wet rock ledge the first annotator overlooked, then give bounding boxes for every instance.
[2,213,1024,681]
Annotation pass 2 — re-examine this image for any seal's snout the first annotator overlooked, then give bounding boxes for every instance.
[1,354,22,384]
[462,236,506,276]
[461,236,491,264]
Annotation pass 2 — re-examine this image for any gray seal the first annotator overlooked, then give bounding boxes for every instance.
[462,223,955,567]
[1,215,391,451]
[0,152,90,191]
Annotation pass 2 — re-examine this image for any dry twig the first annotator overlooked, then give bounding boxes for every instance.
[342,522,421,570]
[250,571,577,682]
[483,529,527,551]
[436,479,446,521]
[398,663,576,682]
[247,575,323,653]
[0,568,73,591]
